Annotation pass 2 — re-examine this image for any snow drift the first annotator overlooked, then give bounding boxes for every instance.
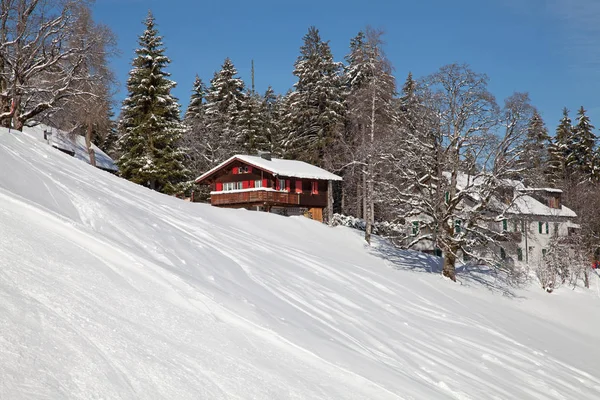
[1,128,599,399]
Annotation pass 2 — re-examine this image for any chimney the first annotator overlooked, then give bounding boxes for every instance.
[259,151,272,161]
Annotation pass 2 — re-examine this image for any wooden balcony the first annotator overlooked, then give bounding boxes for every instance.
[210,190,327,208]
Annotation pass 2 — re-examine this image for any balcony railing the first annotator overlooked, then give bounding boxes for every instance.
[210,190,327,208]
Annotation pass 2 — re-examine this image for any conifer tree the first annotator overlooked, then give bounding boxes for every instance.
[569,106,596,178]
[519,109,550,186]
[285,26,344,165]
[238,91,264,153]
[184,75,206,124]
[547,108,572,184]
[117,12,187,194]
[204,58,246,163]
[181,75,209,176]
[259,86,283,154]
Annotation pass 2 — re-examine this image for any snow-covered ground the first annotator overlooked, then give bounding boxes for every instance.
[1,127,599,399]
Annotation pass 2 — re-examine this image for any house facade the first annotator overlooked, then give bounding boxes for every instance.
[408,173,578,267]
[195,153,342,222]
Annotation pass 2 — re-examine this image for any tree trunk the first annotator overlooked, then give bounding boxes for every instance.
[327,180,333,225]
[442,250,457,281]
[85,122,96,167]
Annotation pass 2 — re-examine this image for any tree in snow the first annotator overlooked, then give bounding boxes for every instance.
[393,65,532,282]
[547,108,573,185]
[0,0,115,131]
[518,109,550,186]
[342,28,397,243]
[284,26,344,166]
[237,90,264,154]
[117,11,188,194]
[259,86,284,154]
[568,106,596,179]
[181,75,210,178]
[539,234,590,292]
[203,57,246,164]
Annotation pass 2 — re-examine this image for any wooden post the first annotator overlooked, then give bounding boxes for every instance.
[327,180,333,225]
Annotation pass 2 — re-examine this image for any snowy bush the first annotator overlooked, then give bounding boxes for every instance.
[536,235,590,292]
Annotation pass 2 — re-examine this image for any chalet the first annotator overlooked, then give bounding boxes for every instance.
[195,153,342,222]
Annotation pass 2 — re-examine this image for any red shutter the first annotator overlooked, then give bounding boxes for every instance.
[275,179,280,190]
[295,180,302,193]
[312,181,319,194]
[242,181,249,189]
[247,166,253,173]
[216,182,223,191]
[286,180,290,192]
[262,179,268,188]
[249,180,255,188]
[232,167,238,174]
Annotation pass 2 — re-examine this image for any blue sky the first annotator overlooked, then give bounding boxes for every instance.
[93,0,600,131]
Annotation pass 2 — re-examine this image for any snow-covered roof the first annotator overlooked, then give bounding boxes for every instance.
[507,196,577,218]
[23,123,118,172]
[442,171,576,219]
[195,154,343,183]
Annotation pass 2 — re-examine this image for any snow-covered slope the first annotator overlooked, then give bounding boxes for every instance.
[1,128,599,400]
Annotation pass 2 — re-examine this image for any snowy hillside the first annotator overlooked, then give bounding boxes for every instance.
[1,127,600,400]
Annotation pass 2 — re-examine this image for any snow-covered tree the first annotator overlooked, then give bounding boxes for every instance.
[238,91,264,153]
[343,28,397,243]
[547,108,572,184]
[568,106,596,179]
[181,75,210,177]
[518,109,550,186]
[393,65,532,282]
[0,1,114,131]
[284,26,344,165]
[117,11,188,194]
[203,57,246,164]
[259,86,284,154]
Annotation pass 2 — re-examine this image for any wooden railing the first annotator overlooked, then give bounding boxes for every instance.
[211,190,327,208]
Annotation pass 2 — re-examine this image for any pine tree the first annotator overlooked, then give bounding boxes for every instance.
[204,58,246,162]
[184,75,206,124]
[181,75,210,177]
[237,91,264,153]
[258,86,283,154]
[117,11,188,194]
[285,26,344,165]
[519,109,550,186]
[569,106,596,178]
[547,107,572,184]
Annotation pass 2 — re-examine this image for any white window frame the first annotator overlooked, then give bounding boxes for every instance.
[255,179,263,188]
[278,178,286,191]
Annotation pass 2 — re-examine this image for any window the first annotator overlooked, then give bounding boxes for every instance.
[542,248,547,258]
[538,221,543,234]
[223,182,243,191]
[554,223,559,236]
[311,181,319,194]
[455,219,462,234]
[517,248,523,261]
[502,219,508,232]
[521,220,525,232]
[237,166,248,174]
[545,222,549,234]
[412,221,420,235]
[255,180,263,188]
[513,221,519,232]
[278,178,286,191]
[444,191,450,204]
[435,248,443,257]
[500,247,506,260]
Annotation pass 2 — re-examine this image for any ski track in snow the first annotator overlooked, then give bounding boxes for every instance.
[1,128,600,399]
